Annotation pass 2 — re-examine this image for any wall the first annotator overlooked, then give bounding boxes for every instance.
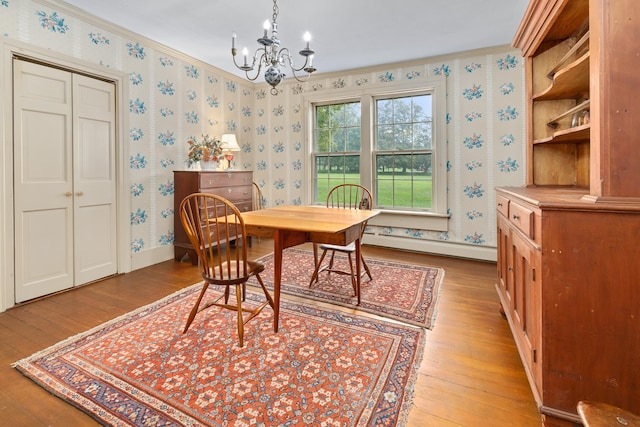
[0,0,526,304]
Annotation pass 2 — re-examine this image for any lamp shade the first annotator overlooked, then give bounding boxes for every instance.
[221,134,240,151]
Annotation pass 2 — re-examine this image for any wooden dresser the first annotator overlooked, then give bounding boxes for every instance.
[499,1,640,425]
[173,170,253,264]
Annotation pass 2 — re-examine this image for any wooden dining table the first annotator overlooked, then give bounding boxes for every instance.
[241,205,380,332]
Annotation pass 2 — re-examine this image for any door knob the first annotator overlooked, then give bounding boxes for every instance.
[76,191,84,196]
[65,192,73,197]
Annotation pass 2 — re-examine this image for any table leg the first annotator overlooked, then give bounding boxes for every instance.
[355,237,362,305]
[270,228,309,332]
[272,231,283,332]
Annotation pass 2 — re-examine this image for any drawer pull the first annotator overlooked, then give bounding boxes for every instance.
[497,202,503,207]
[617,417,629,426]
[512,214,520,220]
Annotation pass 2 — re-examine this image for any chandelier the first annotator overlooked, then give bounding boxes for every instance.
[231,0,316,95]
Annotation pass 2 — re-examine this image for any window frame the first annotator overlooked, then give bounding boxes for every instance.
[303,77,449,230]
[372,91,436,212]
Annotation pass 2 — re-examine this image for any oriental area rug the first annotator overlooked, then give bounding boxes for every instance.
[14,284,426,426]
[248,248,444,328]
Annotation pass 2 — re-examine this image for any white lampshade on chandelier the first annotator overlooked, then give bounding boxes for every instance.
[220,134,241,169]
[231,0,316,95]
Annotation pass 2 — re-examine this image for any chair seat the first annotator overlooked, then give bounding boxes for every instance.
[204,260,265,282]
[578,401,640,427]
[319,242,355,253]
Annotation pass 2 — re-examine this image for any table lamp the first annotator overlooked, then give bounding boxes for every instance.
[220,134,240,169]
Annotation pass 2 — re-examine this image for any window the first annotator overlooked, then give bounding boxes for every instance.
[307,77,447,219]
[313,102,361,202]
[375,94,433,210]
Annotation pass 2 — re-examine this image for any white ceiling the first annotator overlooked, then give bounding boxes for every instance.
[61,0,529,80]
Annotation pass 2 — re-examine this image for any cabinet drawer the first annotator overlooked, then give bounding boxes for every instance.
[234,201,252,212]
[509,201,534,239]
[199,171,252,189]
[496,194,510,217]
[203,185,252,202]
[202,200,252,218]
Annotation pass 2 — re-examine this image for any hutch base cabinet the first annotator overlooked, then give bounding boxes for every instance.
[496,187,640,426]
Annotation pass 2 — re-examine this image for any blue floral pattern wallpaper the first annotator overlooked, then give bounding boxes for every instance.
[1,0,525,267]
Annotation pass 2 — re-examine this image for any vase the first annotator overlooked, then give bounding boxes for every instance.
[201,160,218,170]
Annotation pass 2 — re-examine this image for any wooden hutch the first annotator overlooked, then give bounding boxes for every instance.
[496,0,640,425]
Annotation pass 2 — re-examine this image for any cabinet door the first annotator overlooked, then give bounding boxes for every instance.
[496,215,512,309]
[510,230,540,382]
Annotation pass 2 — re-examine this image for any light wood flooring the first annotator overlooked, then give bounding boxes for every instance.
[0,240,541,426]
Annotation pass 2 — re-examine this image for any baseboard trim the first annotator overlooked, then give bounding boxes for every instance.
[131,246,175,271]
[363,234,497,262]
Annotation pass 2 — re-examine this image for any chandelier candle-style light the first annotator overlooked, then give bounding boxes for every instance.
[231,0,316,95]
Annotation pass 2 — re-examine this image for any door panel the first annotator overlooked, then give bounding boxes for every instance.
[14,61,74,302]
[20,209,71,293]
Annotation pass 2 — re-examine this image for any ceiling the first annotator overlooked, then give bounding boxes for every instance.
[61,0,530,81]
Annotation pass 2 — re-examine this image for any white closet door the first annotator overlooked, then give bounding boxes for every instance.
[72,74,117,285]
[13,60,117,303]
[14,60,74,302]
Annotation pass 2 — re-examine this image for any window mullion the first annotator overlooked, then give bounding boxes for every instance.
[360,94,373,196]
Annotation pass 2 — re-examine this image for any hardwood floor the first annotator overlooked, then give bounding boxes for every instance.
[0,240,541,426]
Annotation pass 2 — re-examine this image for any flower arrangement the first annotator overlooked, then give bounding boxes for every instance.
[186,134,223,166]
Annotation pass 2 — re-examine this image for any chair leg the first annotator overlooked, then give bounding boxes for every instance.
[235,284,244,347]
[223,286,230,304]
[309,249,329,286]
[360,254,373,281]
[254,273,274,309]
[347,253,357,296]
[183,283,210,333]
[327,251,337,277]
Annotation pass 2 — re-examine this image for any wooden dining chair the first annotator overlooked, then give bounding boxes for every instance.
[179,193,275,347]
[252,181,264,211]
[249,182,264,245]
[309,184,373,297]
[577,401,640,427]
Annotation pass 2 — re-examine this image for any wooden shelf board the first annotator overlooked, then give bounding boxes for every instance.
[547,99,590,126]
[533,124,590,145]
[534,52,590,100]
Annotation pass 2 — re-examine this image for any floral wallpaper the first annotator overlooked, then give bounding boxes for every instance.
[1,0,525,268]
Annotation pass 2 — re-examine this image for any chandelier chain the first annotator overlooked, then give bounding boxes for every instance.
[272,0,278,24]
